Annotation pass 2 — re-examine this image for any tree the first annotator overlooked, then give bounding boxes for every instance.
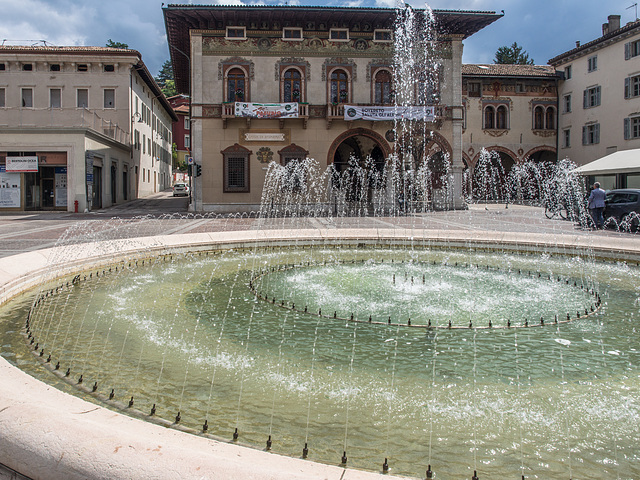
[155,60,177,97]
[494,42,534,65]
[106,39,128,49]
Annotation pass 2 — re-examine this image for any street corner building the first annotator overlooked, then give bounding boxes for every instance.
[0,46,177,212]
[163,4,503,213]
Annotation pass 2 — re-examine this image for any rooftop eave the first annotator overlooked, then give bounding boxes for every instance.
[164,5,503,94]
[549,20,640,65]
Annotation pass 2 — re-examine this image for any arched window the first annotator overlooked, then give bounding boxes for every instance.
[330,69,349,104]
[534,105,544,129]
[227,68,246,103]
[283,68,302,103]
[545,106,555,130]
[484,106,495,129]
[374,70,392,104]
[496,105,508,129]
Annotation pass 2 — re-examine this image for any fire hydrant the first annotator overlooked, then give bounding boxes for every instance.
[74,200,79,213]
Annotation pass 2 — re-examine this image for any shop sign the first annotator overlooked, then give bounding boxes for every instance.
[6,156,38,173]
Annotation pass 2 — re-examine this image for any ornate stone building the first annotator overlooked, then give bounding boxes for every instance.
[461,64,559,196]
[164,5,501,212]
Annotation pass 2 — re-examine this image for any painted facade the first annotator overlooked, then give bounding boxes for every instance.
[164,5,501,212]
[0,46,176,211]
[461,64,559,195]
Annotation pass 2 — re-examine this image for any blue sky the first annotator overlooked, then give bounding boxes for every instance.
[1,0,638,75]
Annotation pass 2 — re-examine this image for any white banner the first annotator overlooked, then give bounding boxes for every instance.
[234,102,299,119]
[6,156,38,172]
[344,105,436,121]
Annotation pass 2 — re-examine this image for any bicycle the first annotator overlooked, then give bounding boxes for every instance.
[544,202,568,219]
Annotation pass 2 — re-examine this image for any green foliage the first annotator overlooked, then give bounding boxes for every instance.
[160,79,177,98]
[172,143,188,171]
[156,60,177,97]
[106,39,128,49]
[494,42,534,65]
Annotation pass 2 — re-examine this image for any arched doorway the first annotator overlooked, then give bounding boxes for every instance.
[327,128,391,211]
[472,149,516,202]
[527,148,557,164]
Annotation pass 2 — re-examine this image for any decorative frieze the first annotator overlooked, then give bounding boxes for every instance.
[203,35,391,57]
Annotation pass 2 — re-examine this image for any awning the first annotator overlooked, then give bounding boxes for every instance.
[573,149,640,175]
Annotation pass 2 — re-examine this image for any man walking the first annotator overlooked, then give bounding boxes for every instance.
[588,182,606,228]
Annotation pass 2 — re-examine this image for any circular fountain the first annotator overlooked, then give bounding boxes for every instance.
[1,224,639,479]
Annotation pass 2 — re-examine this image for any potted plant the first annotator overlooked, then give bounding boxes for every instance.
[339,89,348,102]
[292,89,300,101]
[235,89,244,101]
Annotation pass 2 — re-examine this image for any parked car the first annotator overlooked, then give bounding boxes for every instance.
[172,182,190,197]
[604,188,640,230]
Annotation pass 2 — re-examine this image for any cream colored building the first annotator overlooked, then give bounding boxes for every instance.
[0,46,176,211]
[164,5,501,213]
[550,15,640,190]
[461,64,558,197]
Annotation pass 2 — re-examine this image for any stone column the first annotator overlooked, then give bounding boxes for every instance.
[191,33,203,212]
[450,37,467,209]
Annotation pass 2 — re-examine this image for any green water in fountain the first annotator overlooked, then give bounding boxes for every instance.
[1,246,639,479]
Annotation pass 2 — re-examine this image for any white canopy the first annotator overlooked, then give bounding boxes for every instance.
[573,149,640,175]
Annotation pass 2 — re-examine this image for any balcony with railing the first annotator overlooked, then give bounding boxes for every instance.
[0,107,130,145]
[218,101,448,129]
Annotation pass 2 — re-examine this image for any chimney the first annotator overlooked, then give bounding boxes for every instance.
[576,41,581,48]
[603,22,609,36]
[609,14,621,31]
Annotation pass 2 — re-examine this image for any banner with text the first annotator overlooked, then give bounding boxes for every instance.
[235,102,299,119]
[344,105,436,121]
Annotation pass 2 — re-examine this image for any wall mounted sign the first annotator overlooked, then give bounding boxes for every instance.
[6,156,38,173]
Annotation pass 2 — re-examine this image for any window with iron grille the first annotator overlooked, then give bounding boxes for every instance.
[226,157,248,191]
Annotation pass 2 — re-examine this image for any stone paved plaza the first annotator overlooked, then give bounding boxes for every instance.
[0,189,632,259]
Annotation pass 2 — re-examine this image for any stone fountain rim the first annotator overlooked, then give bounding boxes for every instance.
[0,228,638,480]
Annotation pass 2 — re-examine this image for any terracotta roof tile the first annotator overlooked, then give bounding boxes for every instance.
[462,64,558,77]
[0,45,140,56]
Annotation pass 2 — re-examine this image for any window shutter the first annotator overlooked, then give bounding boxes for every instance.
[624,117,631,140]
[595,124,600,144]
[596,86,601,105]
[625,77,631,99]
[582,126,587,145]
[583,90,588,108]
[626,42,631,60]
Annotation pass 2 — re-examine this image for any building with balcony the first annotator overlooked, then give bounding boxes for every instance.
[167,94,190,183]
[550,14,640,190]
[0,46,177,212]
[461,64,559,198]
[164,5,501,212]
